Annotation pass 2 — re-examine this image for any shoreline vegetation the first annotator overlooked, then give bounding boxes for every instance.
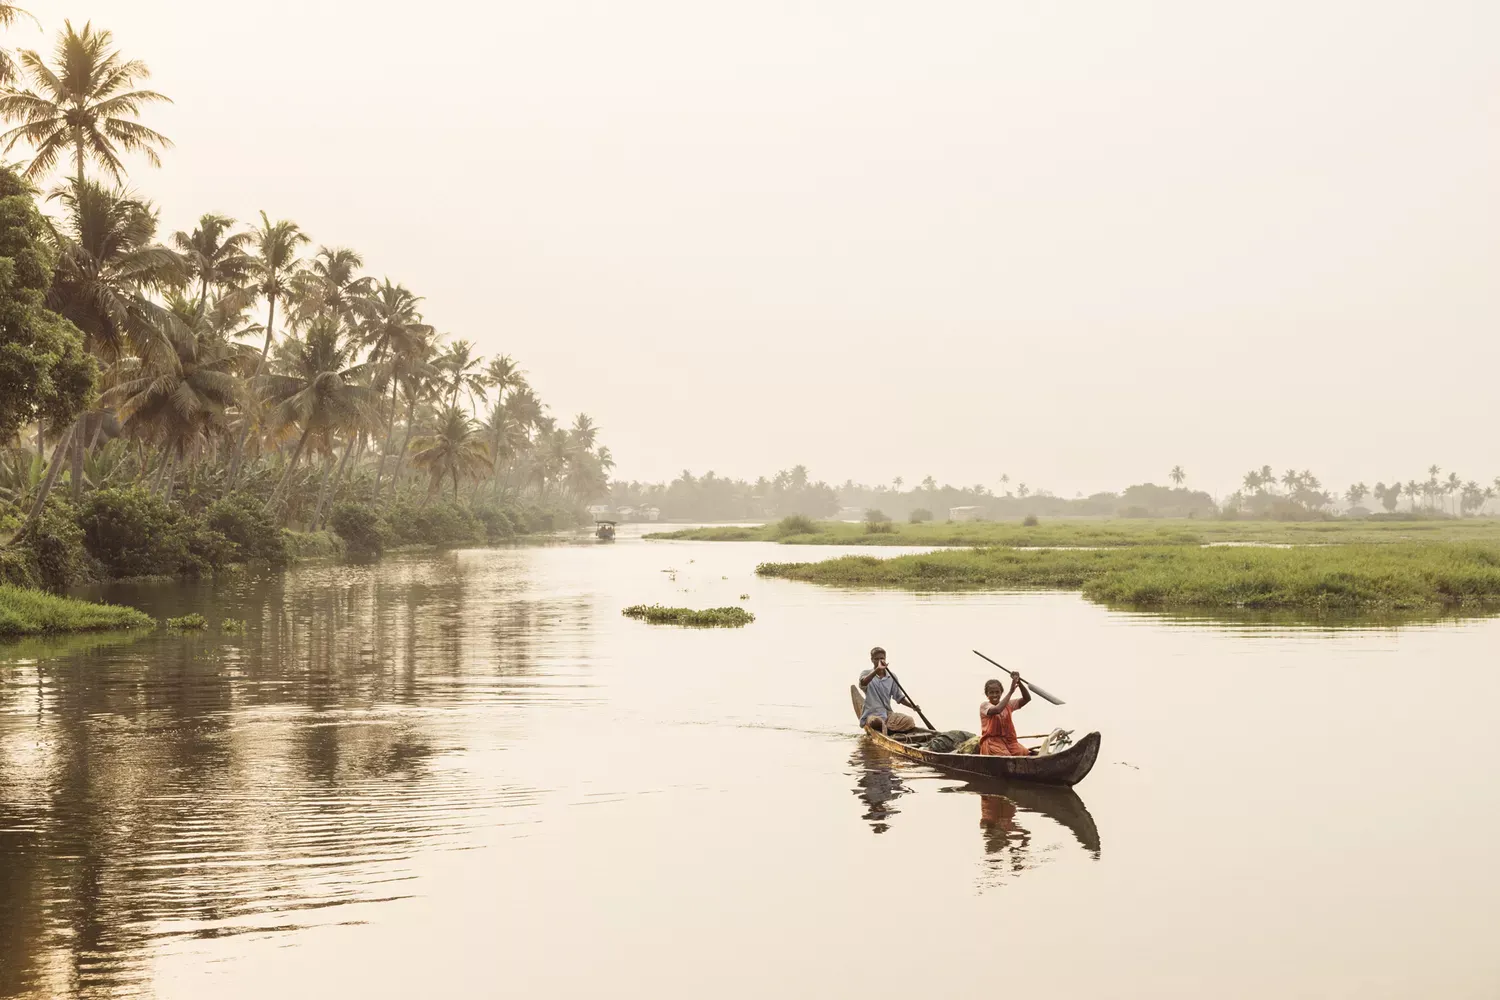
[755,543,1500,613]
[648,516,1500,548]
[0,584,152,636]
[0,22,609,613]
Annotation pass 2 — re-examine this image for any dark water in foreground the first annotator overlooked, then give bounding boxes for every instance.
[2,527,1498,998]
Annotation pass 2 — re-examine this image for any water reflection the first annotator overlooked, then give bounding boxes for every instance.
[850,741,1102,888]
[0,553,582,998]
[849,743,908,833]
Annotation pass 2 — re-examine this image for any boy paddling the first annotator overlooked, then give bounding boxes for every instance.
[858,646,922,733]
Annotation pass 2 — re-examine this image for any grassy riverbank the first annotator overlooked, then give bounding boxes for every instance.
[0,585,154,637]
[755,543,1500,612]
[650,517,1500,548]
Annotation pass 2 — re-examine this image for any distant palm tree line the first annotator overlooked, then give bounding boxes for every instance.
[0,16,610,525]
[1235,465,1497,517]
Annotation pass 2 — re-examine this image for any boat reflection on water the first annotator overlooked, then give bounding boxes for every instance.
[850,742,1101,884]
[850,742,910,833]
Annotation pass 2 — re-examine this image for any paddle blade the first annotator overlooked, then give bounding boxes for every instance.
[1024,681,1066,706]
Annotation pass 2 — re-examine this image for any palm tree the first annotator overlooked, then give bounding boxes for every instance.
[0,21,171,184]
[0,4,39,86]
[571,413,598,450]
[290,246,372,329]
[47,180,182,361]
[358,280,432,496]
[1242,470,1260,493]
[410,406,490,499]
[1405,479,1421,512]
[1169,465,1185,487]
[226,213,306,483]
[1281,469,1299,495]
[1445,472,1461,515]
[171,213,252,311]
[103,295,254,498]
[483,354,526,404]
[435,338,487,411]
[256,318,375,506]
[245,212,307,374]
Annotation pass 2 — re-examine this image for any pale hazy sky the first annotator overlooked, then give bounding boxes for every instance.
[13,1,1500,497]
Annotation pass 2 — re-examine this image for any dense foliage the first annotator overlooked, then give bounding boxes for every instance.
[0,17,612,587]
[0,167,94,441]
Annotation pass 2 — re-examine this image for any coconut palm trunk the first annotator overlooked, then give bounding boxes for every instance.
[373,381,400,499]
[389,393,420,499]
[269,423,314,506]
[19,424,75,530]
[314,436,356,529]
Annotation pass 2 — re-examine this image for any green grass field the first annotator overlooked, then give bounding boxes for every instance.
[755,542,1500,612]
[649,517,1500,548]
[0,585,155,637]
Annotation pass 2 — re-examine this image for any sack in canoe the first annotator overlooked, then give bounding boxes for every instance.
[926,730,976,753]
[954,735,981,755]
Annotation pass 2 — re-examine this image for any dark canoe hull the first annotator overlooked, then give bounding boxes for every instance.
[849,684,1100,787]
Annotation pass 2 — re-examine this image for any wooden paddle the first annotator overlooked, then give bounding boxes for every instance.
[882,667,936,731]
[972,650,1066,706]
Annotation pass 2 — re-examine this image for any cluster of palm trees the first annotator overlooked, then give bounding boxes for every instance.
[0,17,610,527]
[1362,468,1498,517]
[1236,465,1497,517]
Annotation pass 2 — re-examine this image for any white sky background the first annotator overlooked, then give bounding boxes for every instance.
[11,1,1500,498]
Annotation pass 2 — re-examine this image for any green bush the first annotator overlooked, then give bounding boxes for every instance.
[282,529,345,560]
[864,520,897,534]
[207,493,288,564]
[78,487,175,577]
[164,515,235,578]
[473,503,516,543]
[330,502,388,560]
[77,487,233,578]
[909,508,933,523]
[772,514,818,538]
[18,497,87,590]
[1022,514,1040,527]
[387,499,484,548]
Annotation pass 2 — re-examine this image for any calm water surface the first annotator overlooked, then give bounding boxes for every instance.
[3,526,1499,998]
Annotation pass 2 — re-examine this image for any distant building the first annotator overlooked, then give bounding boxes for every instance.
[949,506,985,522]
[641,506,661,522]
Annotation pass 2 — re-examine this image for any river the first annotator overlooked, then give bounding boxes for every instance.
[2,525,1498,998]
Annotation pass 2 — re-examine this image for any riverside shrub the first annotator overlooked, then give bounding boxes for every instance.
[18,498,87,590]
[78,488,175,577]
[207,493,288,564]
[330,502,388,560]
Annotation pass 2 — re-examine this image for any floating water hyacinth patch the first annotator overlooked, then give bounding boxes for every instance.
[622,604,755,627]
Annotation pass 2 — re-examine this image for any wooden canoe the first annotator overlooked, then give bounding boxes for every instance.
[850,684,1100,787]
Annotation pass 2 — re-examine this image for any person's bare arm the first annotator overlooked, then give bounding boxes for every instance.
[1011,673,1032,710]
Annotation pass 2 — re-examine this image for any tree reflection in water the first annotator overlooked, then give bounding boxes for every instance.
[0,553,575,998]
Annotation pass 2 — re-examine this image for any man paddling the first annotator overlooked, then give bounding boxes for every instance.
[859,646,922,733]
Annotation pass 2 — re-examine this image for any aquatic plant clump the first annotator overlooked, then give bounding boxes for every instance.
[221,618,246,634]
[0,585,153,636]
[622,604,756,627]
[165,613,208,631]
[756,543,1500,613]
